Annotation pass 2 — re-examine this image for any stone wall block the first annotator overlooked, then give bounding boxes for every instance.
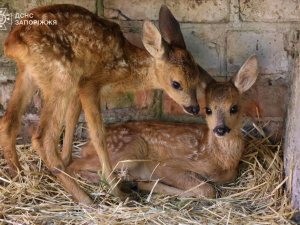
[103,0,230,23]
[240,0,300,22]
[227,31,289,74]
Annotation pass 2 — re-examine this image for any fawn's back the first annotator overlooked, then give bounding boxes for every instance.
[5,4,130,83]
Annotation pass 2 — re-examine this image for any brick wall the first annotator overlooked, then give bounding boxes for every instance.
[0,0,298,145]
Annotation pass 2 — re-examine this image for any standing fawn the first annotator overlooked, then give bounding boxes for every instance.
[0,5,201,204]
[68,55,259,198]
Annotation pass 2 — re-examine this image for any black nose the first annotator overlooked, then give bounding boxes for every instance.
[183,105,200,115]
[213,125,231,136]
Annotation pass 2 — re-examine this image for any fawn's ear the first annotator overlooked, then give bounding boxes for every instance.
[231,54,259,93]
[197,65,215,90]
[159,5,186,49]
[142,19,167,58]
[197,65,216,98]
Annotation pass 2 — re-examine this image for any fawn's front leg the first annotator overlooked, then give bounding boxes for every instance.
[78,80,125,201]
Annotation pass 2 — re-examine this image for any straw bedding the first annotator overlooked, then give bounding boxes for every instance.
[0,119,297,224]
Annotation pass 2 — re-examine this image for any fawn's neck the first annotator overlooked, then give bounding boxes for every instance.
[208,127,244,170]
[126,40,161,89]
[101,40,160,98]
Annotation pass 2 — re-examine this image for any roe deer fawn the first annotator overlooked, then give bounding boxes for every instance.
[68,55,259,198]
[0,5,201,204]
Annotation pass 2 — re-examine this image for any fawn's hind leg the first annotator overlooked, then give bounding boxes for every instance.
[67,157,103,183]
[137,181,215,198]
[68,132,148,185]
[68,156,141,185]
[0,65,36,177]
[31,85,93,205]
[145,166,216,198]
[61,92,82,166]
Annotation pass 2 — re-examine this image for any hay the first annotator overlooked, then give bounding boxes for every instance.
[0,119,297,225]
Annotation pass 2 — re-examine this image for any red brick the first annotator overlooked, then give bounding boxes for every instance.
[134,90,155,107]
[264,121,283,143]
[242,99,264,117]
[163,91,206,116]
[242,79,288,118]
[101,93,135,110]
[17,120,38,145]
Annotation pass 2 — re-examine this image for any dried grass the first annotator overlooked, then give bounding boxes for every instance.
[0,119,297,224]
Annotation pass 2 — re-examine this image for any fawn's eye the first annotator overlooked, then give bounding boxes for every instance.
[205,107,212,115]
[230,105,238,114]
[172,81,181,90]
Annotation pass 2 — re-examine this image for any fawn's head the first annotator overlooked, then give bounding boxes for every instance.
[201,55,259,138]
[142,5,200,115]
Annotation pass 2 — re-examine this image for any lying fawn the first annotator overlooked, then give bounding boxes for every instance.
[0,5,201,204]
[68,55,259,198]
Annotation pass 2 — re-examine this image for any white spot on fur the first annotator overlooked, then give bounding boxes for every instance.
[186,150,199,160]
[200,145,206,152]
[118,60,128,67]
[120,129,129,135]
[177,134,198,148]
[113,135,118,143]
[194,129,205,138]
[162,133,170,138]
[123,136,132,143]
[117,142,123,149]
[150,138,157,144]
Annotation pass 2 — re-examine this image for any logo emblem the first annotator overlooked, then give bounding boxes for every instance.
[0,8,12,30]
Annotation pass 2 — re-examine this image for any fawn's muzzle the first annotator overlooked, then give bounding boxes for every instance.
[213,125,231,137]
[183,105,200,115]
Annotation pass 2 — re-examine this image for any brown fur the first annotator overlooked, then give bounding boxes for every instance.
[0,5,200,205]
[68,55,259,198]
